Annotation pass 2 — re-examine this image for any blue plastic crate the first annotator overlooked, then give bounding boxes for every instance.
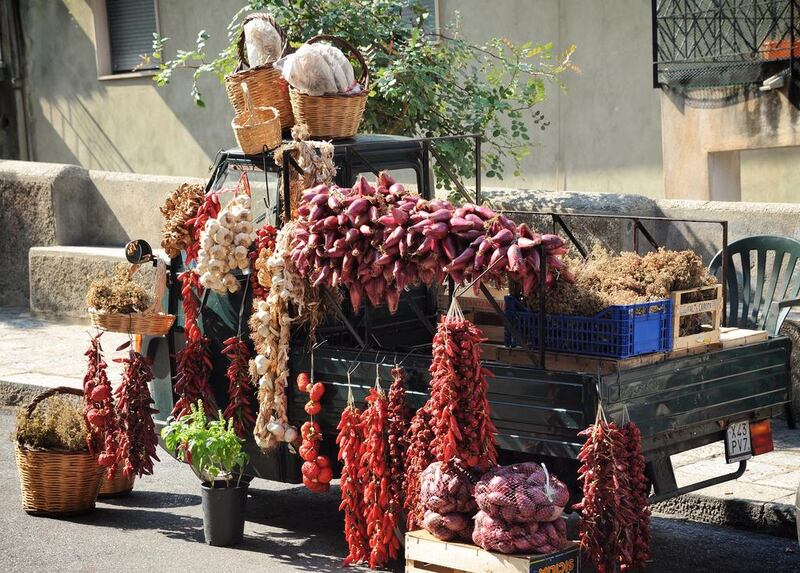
[504,296,673,359]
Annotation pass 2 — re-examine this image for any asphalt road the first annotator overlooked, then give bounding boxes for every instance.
[2,410,798,573]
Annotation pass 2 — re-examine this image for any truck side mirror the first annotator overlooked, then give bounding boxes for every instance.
[125,239,154,265]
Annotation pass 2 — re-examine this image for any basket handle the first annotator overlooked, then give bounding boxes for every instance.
[235,13,290,72]
[304,34,370,91]
[143,259,168,315]
[25,386,83,419]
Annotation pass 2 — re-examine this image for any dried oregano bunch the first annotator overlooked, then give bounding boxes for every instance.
[15,396,89,451]
[160,182,205,258]
[530,247,716,316]
[86,264,150,313]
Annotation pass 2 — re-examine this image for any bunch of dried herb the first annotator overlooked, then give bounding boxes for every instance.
[529,247,716,316]
[14,396,89,451]
[86,264,150,314]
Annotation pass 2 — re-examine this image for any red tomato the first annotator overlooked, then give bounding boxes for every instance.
[297,372,311,393]
[304,400,321,416]
[309,382,326,402]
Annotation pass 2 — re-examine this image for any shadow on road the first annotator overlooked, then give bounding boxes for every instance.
[99,490,201,509]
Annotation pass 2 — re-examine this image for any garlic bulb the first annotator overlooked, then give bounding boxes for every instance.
[196,193,255,294]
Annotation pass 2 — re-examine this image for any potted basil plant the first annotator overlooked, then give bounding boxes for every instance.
[161,401,249,546]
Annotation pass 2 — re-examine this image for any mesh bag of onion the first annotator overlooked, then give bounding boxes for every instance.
[474,462,569,523]
[419,460,479,541]
[472,511,568,554]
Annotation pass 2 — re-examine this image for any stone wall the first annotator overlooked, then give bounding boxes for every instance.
[0,159,202,309]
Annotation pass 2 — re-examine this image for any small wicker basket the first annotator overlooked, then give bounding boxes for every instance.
[15,387,103,516]
[225,13,294,129]
[89,259,175,336]
[232,83,282,154]
[288,35,369,139]
[99,463,135,498]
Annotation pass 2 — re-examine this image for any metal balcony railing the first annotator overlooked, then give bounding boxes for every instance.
[653,0,800,89]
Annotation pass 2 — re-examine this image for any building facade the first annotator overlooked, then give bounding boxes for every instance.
[0,0,798,203]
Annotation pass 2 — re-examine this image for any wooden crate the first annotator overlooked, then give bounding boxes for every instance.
[405,530,581,573]
[437,285,507,314]
[670,284,723,351]
[720,326,769,348]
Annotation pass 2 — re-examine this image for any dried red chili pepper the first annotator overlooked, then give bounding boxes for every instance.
[337,402,368,566]
[82,332,120,478]
[184,192,220,265]
[359,386,400,568]
[574,413,650,573]
[114,351,159,479]
[171,270,217,419]
[386,367,410,519]
[404,311,497,528]
[222,336,255,438]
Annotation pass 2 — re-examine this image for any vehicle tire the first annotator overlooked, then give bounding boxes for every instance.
[780,320,800,429]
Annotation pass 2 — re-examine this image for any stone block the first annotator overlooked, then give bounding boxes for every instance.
[28,245,157,319]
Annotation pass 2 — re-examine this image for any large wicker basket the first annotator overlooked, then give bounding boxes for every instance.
[99,463,135,498]
[89,259,175,336]
[288,35,369,139]
[15,387,103,516]
[232,83,282,154]
[225,13,294,129]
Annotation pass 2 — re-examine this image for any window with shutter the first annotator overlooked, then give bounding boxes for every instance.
[106,0,158,73]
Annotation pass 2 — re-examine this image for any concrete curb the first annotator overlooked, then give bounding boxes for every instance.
[0,380,52,410]
[653,493,796,538]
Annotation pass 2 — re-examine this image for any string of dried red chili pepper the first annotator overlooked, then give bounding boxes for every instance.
[82,331,120,477]
[404,306,497,529]
[184,192,220,265]
[337,399,368,567]
[114,350,159,479]
[222,336,255,438]
[171,270,217,418]
[574,407,650,573]
[359,382,400,569]
[387,366,410,522]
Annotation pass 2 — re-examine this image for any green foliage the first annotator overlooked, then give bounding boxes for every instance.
[161,401,249,485]
[14,396,88,452]
[149,0,576,190]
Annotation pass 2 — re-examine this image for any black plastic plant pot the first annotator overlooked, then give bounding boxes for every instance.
[200,481,249,546]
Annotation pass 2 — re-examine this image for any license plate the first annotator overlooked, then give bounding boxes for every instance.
[725,420,752,464]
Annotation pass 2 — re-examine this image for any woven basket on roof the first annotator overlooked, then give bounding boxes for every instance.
[288,35,369,139]
[225,13,294,129]
[232,83,282,154]
[88,259,175,336]
[15,387,103,516]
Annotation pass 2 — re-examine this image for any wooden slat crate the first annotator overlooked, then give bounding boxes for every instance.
[405,530,581,573]
[720,326,769,348]
[670,284,723,351]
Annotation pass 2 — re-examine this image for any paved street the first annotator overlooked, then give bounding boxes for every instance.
[1,411,798,572]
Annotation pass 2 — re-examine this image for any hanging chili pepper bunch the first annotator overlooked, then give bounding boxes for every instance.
[250,224,278,299]
[222,335,255,438]
[404,300,497,529]
[336,391,368,566]
[82,331,121,476]
[114,350,159,479]
[359,375,401,568]
[386,366,410,521]
[172,270,217,418]
[297,367,331,493]
[574,408,650,572]
[403,403,436,530]
[184,191,221,265]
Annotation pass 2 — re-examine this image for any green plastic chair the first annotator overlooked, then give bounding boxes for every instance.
[709,235,800,336]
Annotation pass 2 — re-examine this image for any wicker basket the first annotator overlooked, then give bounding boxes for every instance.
[99,463,135,498]
[225,13,294,129]
[89,259,175,336]
[15,387,103,516]
[232,83,282,154]
[288,35,369,139]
